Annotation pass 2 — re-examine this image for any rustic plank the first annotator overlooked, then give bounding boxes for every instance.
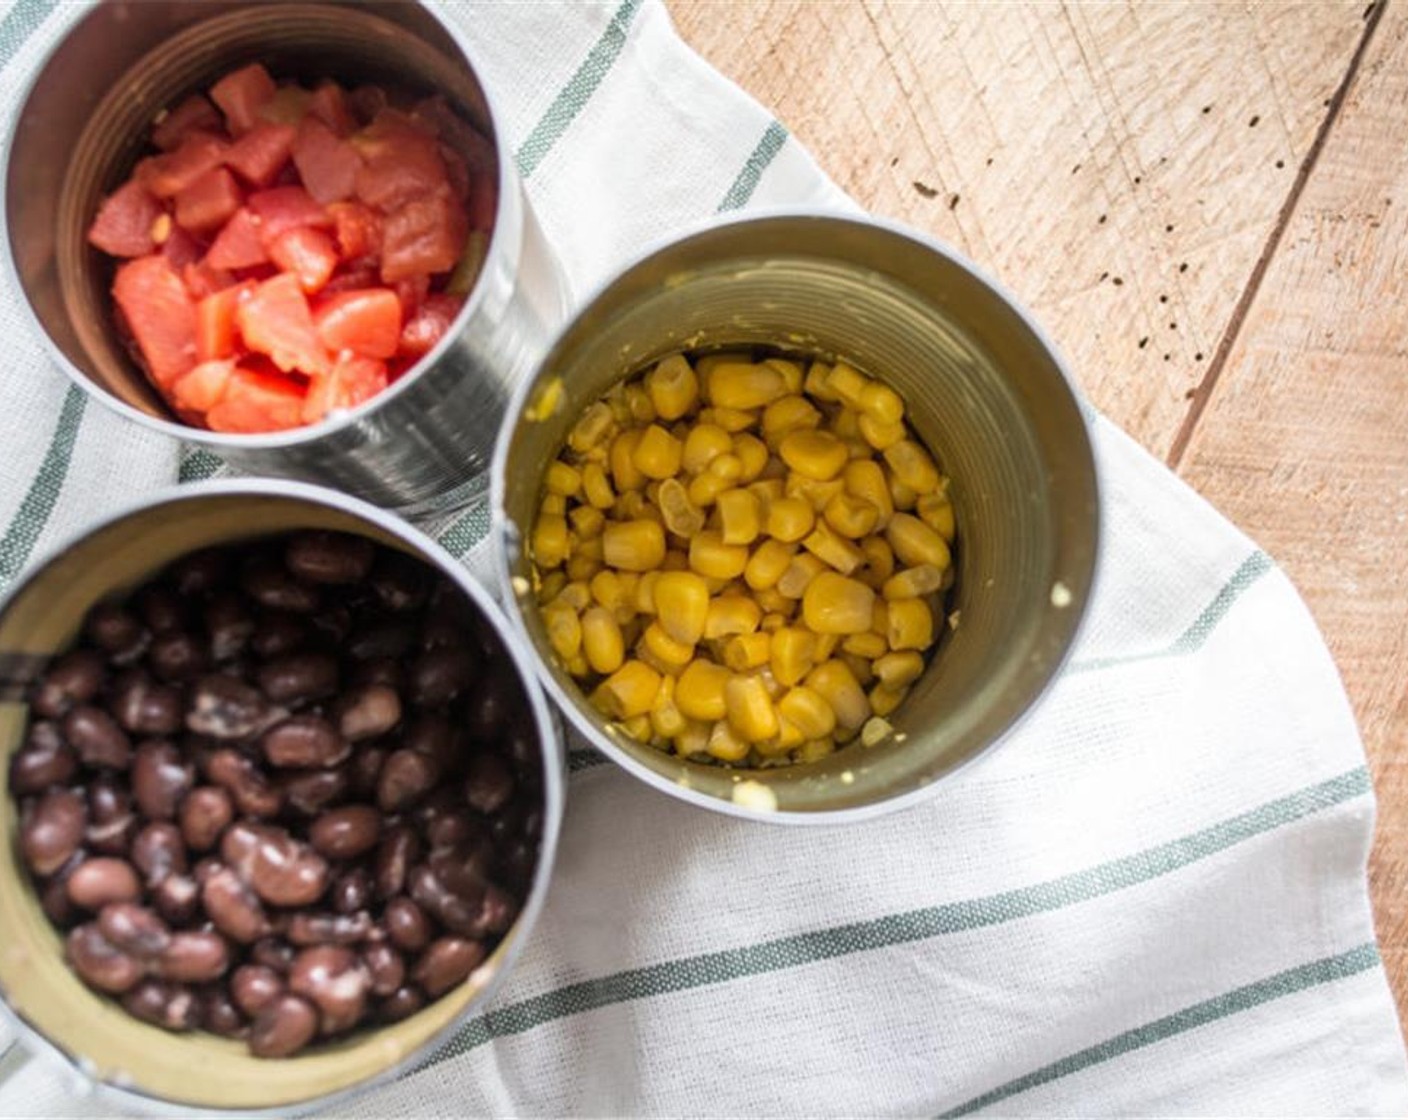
[1177,5,1408,1027]
[668,0,1367,459]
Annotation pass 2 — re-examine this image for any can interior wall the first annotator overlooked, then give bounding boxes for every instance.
[0,489,561,1111]
[496,215,1099,817]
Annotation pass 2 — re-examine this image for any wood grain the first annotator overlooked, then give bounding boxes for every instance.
[1178,5,1408,1023]
[668,0,1407,1028]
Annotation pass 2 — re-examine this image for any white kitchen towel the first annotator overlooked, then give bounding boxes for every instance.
[0,0,1405,1116]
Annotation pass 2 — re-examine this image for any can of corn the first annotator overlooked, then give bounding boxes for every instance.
[492,211,1100,821]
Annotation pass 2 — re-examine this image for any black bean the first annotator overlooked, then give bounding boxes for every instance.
[250,936,296,974]
[197,985,247,1037]
[309,805,381,860]
[202,866,271,944]
[464,753,515,814]
[204,593,254,662]
[63,704,132,769]
[286,911,373,947]
[222,823,328,908]
[137,586,188,634]
[407,646,476,708]
[257,652,338,707]
[374,826,421,899]
[168,548,227,596]
[335,684,402,742]
[279,766,351,816]
[84,603,147,664]
[123,979,197,1032]
[242,560,320,614]
[262,715,348,770]
[148,631,208,683]
[330,867,373,915]
[376,749,439,813]
[186,674,280,740]
[151,874,200,927]
[156,930,229,983]
[178,785,234,851]
[132,821,188,884]
[21,788,86,876]
[131,740,194,820]
[362,943,405,997]
[30,649,105,719]
[249,612,309,660]
[111,670,184,736]
[98,903,171,959]
[250,994,318,1057]
[384,897,431,953]
[66,923,142,993]
[284,531,375,586]
[231,963,286,1018]
[378,984,425,1023]
[289,945,369,1035]
[67,857,141,910]
[412,937,485,998]
[9,723,78,796]
[368,552,430,612]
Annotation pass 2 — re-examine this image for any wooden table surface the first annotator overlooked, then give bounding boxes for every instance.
[669,0,1408,1033]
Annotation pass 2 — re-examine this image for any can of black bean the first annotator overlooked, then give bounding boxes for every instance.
[0,480,563,1112]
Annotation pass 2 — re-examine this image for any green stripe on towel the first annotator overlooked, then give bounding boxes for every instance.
[0,387,86,591]
[717,120,789,212]
[0,0,54,70]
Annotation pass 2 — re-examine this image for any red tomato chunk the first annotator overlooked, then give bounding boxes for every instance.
[87,63,493,432]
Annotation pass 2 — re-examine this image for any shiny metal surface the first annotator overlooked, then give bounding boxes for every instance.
[0,479,565,1113]
[493,211,1100,822]
[3,0,569,517]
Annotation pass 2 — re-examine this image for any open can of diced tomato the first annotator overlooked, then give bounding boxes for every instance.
[2,0,570,517]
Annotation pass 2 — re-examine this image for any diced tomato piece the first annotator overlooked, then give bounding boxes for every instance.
[348,85,389,127]
[152,93,224,152]
[224,121,297,187]
[291,117,363,205]
[210,63,277,136]
[196,281,254,360]
[313,288,401,360]
[257,85,313,127]
[237,272,328,376]
[88,180,162,257]
[309,81,357,138]
[160,224,203,270]
[174,167,242,235]
[397,293,462,360]
[138,133,229,198]
[112,255,198,388]
[206,207,269,269]
[354,125,450,212]
[381,194,467,283]
[393,274,430,314]
[183,260,235,300]
[414,95,497,177]
[248,186,331,244]
[322,262,382,296]
[303,354,387,424]
[326,201,381,261]
[207,366,307,433]
[171,358,236,414]
[268,226,338,294]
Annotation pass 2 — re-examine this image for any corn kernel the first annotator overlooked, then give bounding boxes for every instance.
[747,478,786,507]
[564,652,590,678]
[634,570,661,614]
[917,492,956,542]
[696,350,753,379]
[805,660,871,732]
[883,440,941,495]
[802,522,865,575]
[723,674,780,742]
[640,620,695,673]
[777,686,837,740]
[539,492,566,517]
[883,564,944,600]
[569,402,614,452]
[602,519,666,572]
[632,423,683,481]
[597,659,661,719]
[541,601,582,661]
[765,357,805,394]
[686,471,732,508]
[732,434,769,482]
[795,737,836,763]
[859,413,906,450]
[888,474,918,511]
[537,570,567,603]
[681,423,731,474]
[830,406,862,441]
[766,496,815,543]
[762,718,803,756]
[723,631,771,672]
[532,514,569,569]
[581,463,615,509]
[744,538,796,591]
[569,505,605,540]
[776,552,827,599]
[823,492,880,539]
[618,713,652,742]
[840,650,874,686]
[545,461,581,497]
[675,719,711,757]
[770,626,817,687]
[706,719,750,762]
[700,407,757,433]
[843,459,894,526]
[886,597,934,651]
[869,684,906,718]
[581,607,625,674]
[649,674,689,740]
[813,633,841,661]
[565,552,601,583]
[609,429,647,492]
[655,477,705,538]
[873,650,925,689]
[779,429,849,481]
[786,474,846,513]
[689,531,749,580]
[649,570,710,645]
[644,353,699,420]
[708,453,744,481]
[716,488,762,545]
[761,395,823,444]
[802,571,876,634]
[842,631,888,659]
[708,361,788,409]
[588,570,627,612]
[826,362,869,407]
[886,513,951,569]
[676,659,731,721]
[624,383,656,424]
[756,590,795,618]
[859,381,904,424]
[704,594,762,638]
[554,580,592,612]
[860,536,895,585]
[803,361,837,401]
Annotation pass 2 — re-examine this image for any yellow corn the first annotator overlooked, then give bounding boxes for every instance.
[707,361,788,409]
[615,490,659,523]
[644,353,699,420]
[706,719,750,762]
[596,660,661,719]
[747,477,786,507]
[840,651,875,687]
[766,496,815,543]
[802,522,865,575]
[676,659,731,721]
[633,570,661,614]
[796,737,837,763]
[617,714,652,741]
[886,597,934,651]
[545,461,582,497]
[860,536,895,585]
[777,686,837,740]
[649,674,689,740]
[886,513,951,569]
[581,462,615,509]
[632,423,683,481]
[830,406,862,441]
[539,492,566,517]
[564,651,590,678]
[769,626,817,687]
[883,564,944,600]
[842,631,888,659]
[723,631,771,672]
[756,591,795,619]
[744,538,796,591]
[681,422,731,474]
[801,571,876,634]
[859,381,904,424]
[569,505,605,540]
[689,531,749,580]
[805,660,871,731]
[699,407,757,433]
[884,441,941,496]
[541,601,582,661]
[649,570,710,645]
[675,718,711,757]
[803,361,837,401]
[826,362,869,408]
[843,459,894,526]
[723,674,780,742]
[568,401,614,452]
[732,434,769,482]
[624,383,656,424]
[859,413,906,450]
[532,514,569,569]
[822,492,880,539]
[916,492,956,542]
[779,429,849,481]
[776,552,827,599]
[786,474,846,513]
[765,357,805,394]
[869,684,906,718]
[565,552,601,583]
[706,453,744,482]
[704,594,762,638]
[888,473,918,511]
[686,470,732,508]
[639,620,694,673]
[536,570,567,605]
[655,477,704,538]
[695,350,753,379]
[602,519,666,572]
[873,650,925,689]
[581,607,625,674]
[610,429,647,492]
[761,395,822,444]
[716,488,762,546]
[554,580,592,612]
[588,570,628,612]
